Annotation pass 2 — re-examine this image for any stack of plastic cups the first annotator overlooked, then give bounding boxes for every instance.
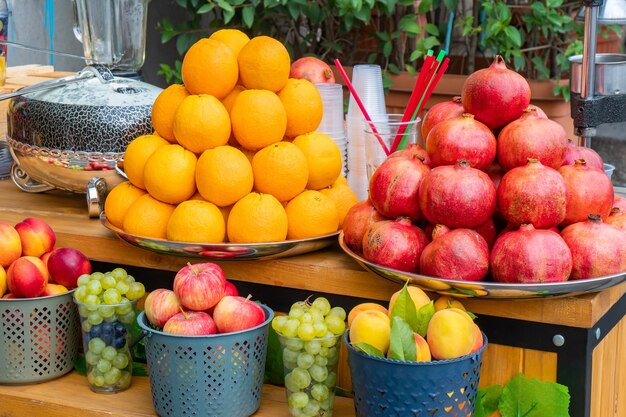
[315,83,347,175]
[345,65,387,201]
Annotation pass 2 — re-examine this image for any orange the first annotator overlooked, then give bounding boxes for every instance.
[278,78,323,137]
[123,134,169,190]
[292,132,343,190]
[181,38,238,99]
[172,94,231,154]
[237,36,291,92]
[319,183,358,228]
[285,190,339,239]
[333,175,348,187]
[195,145,253,207]
[166,200,225,243]
[219,204,233,226]
[143,144,197,204]
[227,192,288,243]
[209,29,250,57]
[151,84,190,142]
[230,89,287,151]
[221,85,246,114]
[123,194,175,239]
[252,141,309,202]
[103,181,147,229]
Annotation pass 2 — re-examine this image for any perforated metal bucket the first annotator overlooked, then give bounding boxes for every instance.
[346,331,487,416]
[0,291,80,384]
[138,305,274,417]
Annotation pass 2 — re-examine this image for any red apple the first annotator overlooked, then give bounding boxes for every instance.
[173,262,226,311]
[46,247,91,289]
[212,295,266,333]
[163,310,217,336]
[7,256,49,298]
[224,280,238,297]
[40,283,68,296]
[0,221,22,268]
[290,57,336,84]
[15,218,56,257]
[144,289,183,328]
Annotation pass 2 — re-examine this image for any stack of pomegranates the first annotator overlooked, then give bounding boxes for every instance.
[342,55,626,284]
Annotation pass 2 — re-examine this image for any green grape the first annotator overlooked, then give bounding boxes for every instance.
[324,315,345,335]
[103,367,122,385]
[86,280,103,296]
[88,338,106,355]
[90,272,105,281]
[308,307,324,323]
[101,346,117,361]
[81,320,92,333]
[77,304,89,318]
[85,350,100,366]
[118,371,132,389]
[313,322,327,338]
[115,280,130,295]
[283,347,300,365]
[102,288,122,305]
[314,355,328,367]
[323,371,337,388]
[311,383,330,402]
[125,275,136,284]
[288,391,309,409]
[296,352,314,369]
[76,274,91,287]
[304,340,321,355]
[288,307,305,320]
[318,346,329,358]
[93,374,105,387]
[112,352,130,370]
[272,315,288,333]
[87,370,97,385]
[326,347,339,366]
[299,312,313,324]
[118,310,136,325]
[100,275,117,290]
[126,282,145,300]
[302,399,321,417]
[312,297,331,316]
[96,358,112,373]
[289,407,306,417]
[282,319,300,338]
[297,323,315,340]
[114,299,133,315]
[309,364,328,383]
[111,268,128,281]
[284,372,300,393]
[291,367,312,389]
[284,337,304,351]
[319,396,332,411]
[87,311,104,325]
[74,286,88,303]
[327,306,346,321]
[83,294,100,310]
[98,305,115,319]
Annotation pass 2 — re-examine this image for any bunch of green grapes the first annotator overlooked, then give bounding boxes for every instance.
[272,297,347,417]
[74,267,145,392]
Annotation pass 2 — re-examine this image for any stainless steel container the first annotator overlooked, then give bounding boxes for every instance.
[569,53,626,95]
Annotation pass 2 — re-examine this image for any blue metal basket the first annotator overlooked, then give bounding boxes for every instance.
[345,331,487,417]
[137,305,274,417]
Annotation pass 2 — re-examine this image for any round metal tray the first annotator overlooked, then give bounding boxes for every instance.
[101,213,339,260]
[338,232,626,299]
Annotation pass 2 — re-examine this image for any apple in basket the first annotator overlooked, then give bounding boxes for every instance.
[212,295,265,333]
[46,247,92,288]
[6,256,49,298]
[163,310,217,336]
[173,262,226,311]
[144,288,183,328]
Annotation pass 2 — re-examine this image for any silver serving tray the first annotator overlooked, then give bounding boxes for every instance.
[101,213,339,260]
[338,232,626,299]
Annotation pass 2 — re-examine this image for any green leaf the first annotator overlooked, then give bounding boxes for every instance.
[425,23,439,36]
[197,3,214,13]
[132,362,149,376]
[474,385,503,417]
[389,282,419,332]
[504,26,521,47]
[74,355,87,376]
[423,37,441,50]
[264,322,285,384]
[353,342,385,358]
[242,6,255,27]
[498,374,570,417]
[415,301,435,337]
[388,316,417,361]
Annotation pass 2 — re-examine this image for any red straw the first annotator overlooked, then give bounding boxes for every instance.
[388,55,437,153]
[333,59,390,156]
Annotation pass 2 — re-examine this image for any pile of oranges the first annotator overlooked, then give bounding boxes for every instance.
[104,30,358,244]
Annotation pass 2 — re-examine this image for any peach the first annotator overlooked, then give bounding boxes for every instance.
[347,302,388,327]
[389,285,431,315]
[349,309,391,354]
[2,292,15,299]
[6,256,49,298]
[414,332,431,362]
[470,323,484,353]
[426,308,477,360]
[15,218,56,257]
[0,221,22,268]
[0,264,6,297]
[433,295,466,311]
[40,283,69,296]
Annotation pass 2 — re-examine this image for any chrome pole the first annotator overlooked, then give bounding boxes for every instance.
[578,2,600,146]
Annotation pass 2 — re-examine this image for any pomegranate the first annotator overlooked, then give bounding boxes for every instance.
[419,160,496,229]
[497,107,568,171]
[491,224,572,283]
[498,158,567,228]
[388,144,431,166]
[420,225,489,281]
[369,155,430,221]
[289,57,336,83]
[362,217,430,273]
[527,104,547,118]
[461,55,531,130]
[421,96,464,140]
[606,208,626,234]
[558,159,614,226]
[425,113,497,170]
[342,200,388,253]
[561,214,626,279]
[561,140,604,170]
[474,218,497,249]
[614,195,626,211]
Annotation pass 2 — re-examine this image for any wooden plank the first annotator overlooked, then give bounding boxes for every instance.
[6,64,55,78]
[591,317,626,417]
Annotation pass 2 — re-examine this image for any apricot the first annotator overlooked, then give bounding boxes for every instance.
[349,310,391,354]
[426,308,477,360]
[433,295,466,311]
[470,323,484,353]
[414,332,431,362]
[347,302,388,327]
[388,285,431,315]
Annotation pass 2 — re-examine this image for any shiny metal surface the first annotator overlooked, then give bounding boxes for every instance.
[570,53,626,96]
[338,232,626,299]
[101,213,339,260]
[576,0,626,24]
